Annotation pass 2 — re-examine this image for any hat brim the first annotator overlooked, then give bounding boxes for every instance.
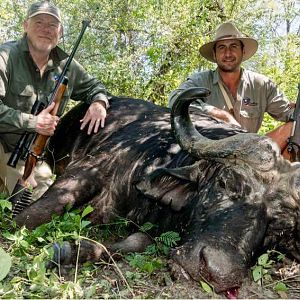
[28,12,61,22]
[200,37,258,63]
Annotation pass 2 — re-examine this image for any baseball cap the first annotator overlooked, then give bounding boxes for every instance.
[26,1,61,22]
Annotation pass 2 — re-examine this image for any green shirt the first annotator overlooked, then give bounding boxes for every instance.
[0,36,109,152]
[168,68,293,133]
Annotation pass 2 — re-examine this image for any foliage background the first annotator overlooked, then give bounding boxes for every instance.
[0,1,300,298]
[0,0,299,114]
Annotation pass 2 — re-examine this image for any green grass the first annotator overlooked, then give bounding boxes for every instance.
[0,195,182,299]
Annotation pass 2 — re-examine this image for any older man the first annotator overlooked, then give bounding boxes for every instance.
[168,22,295,154]
[0,1,110,198]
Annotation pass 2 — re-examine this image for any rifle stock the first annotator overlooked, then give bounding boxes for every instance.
[21,79,68,183]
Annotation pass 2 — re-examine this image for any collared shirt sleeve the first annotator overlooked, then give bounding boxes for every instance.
[264,78,294,122]
[237,71,294,132]
[0,45,37,134]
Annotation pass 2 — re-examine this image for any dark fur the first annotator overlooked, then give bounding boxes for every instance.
[16,97,300,293]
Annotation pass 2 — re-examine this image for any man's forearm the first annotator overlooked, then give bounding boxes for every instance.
[266,121,293,151]
[208,107,241,127]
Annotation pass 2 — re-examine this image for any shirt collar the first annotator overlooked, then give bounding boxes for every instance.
[212,69,220,85]
[212,67,247,84]
[239,68,250,85]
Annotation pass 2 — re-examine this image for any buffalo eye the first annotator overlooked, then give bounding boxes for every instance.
[217,170,251,199]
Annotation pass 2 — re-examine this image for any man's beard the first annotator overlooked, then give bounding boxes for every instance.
[27,35,56,54]
[31,41,54,53]
[218,62,239,72]
[217,58,242,73]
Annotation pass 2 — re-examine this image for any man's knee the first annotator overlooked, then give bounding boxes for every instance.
[32,162,54,200]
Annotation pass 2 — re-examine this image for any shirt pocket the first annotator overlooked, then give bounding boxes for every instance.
[9,80,35,112]
[239,105,262,133]
[240,105,261,119]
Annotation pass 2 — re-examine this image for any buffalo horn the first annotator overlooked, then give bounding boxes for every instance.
[170,87,279,170]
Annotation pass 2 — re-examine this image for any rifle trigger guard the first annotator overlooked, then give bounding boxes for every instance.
[29,151,44,161]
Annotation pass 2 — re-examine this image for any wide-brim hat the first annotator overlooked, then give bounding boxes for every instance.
[26,1,61,22]
[200,22,258,63]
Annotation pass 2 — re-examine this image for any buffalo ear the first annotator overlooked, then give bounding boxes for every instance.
[135,164,199,211]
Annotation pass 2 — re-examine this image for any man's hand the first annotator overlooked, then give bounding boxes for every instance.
[36,102,60,136]
[80,101,107,134]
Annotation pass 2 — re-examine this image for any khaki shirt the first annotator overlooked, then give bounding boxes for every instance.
[168,68,293,133]
[0,37,109,152]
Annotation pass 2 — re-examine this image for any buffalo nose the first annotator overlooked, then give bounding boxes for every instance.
[198,245,245,293]
[200,245,234,276]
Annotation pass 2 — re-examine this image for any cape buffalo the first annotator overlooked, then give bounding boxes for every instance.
[14,88,300,296]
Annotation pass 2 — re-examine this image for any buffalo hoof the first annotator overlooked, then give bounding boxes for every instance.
[47,232,153,269]
[47,240,106,268]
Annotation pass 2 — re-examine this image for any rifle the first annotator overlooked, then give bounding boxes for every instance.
[9,20,90,217]
[285,84,300,162]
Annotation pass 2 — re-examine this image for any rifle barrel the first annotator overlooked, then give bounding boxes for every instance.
[49,20,90,106]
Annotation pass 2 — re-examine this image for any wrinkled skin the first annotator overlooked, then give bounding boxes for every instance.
[15,93,300,294]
